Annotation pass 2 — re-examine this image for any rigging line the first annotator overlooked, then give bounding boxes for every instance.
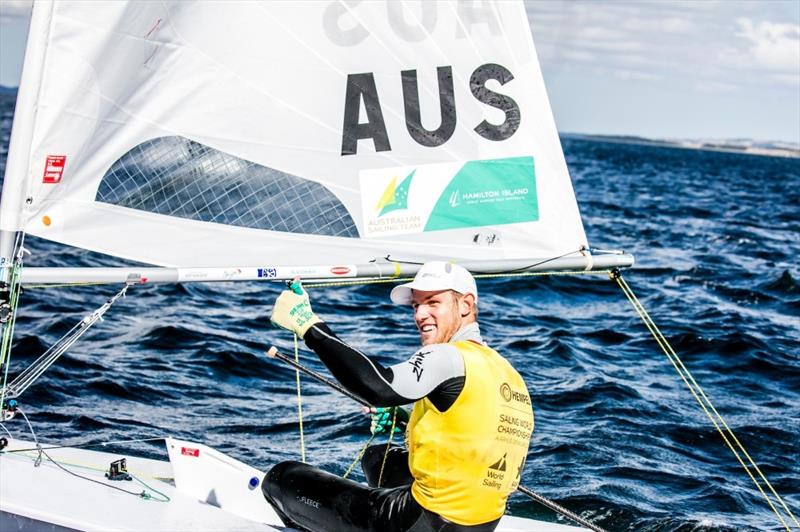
[5,437,166,454]
[343,432,376,479]
[613,275,792,531]
[376,407,398,488]
[303,270,608,290]
[1,233,26,414]
[17,407,42,466]
[39,447,168,501]
[612,271,797,531]
[2,283,133,399]
[384,248,590,275]
[294,333,306,464]
[13,406,169,501]
[23,281,114,289]
[266,346,607,532]
[614,274,797,531]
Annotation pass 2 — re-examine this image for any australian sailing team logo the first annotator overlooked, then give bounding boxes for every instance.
[359,156,539,238]
[376,170,415,216]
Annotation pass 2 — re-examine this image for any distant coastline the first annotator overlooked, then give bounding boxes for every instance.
[564,132,800,159]
[0,85,796,159]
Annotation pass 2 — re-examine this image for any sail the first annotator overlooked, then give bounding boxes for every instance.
[0,1,587,268]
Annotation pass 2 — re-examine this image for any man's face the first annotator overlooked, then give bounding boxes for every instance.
[411,289,463,346]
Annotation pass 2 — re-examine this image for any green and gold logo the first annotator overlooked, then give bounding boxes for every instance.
[375,170,415,216]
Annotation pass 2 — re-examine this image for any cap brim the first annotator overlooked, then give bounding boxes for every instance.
[390,278,470,305]
[389,283,414,305]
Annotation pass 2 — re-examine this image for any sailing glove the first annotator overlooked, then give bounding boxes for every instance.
[270,280,322,339]
[367,406,409,435]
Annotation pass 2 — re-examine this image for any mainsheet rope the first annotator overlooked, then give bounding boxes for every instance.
[293,333,306,463]
[612,270,798,531]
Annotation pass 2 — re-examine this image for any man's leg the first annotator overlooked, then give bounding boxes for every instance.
[263,460,423,532]
[361,444,412,488]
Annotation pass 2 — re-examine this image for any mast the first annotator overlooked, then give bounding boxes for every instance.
[0,2,55,269]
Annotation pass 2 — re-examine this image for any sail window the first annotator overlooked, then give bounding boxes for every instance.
[96,136,359,238]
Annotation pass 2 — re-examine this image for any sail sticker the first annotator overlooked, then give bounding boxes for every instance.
[181,447,200,457]
[359,157,538,238]
[257,268,277,279]
[42,155,67,184]
[330,266,351,275]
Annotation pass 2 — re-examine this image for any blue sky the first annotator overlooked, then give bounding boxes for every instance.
[1,0,798,143]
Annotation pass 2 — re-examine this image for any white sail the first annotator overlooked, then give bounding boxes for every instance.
[1,0,587,268]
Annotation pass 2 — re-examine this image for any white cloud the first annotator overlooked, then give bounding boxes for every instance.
[694,81,739,93]
[561,49,596,62]
[769,73,800,87]
[615,70,663,82]
[0,0,32,21]
[621,16,696,34]
[735,17,800,72]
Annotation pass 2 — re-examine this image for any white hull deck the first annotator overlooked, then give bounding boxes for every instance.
[0,437,586,531]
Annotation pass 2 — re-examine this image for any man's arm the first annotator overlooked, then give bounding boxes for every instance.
[304,323,465,410]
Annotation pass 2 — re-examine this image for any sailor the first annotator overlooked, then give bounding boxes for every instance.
[264,262,534,532]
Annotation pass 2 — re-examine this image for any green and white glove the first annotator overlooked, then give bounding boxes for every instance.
[270,280,322,339]
[367,406,410,435]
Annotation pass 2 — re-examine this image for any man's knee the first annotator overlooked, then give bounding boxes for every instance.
[361,444,386,474]
[262,460,305,504]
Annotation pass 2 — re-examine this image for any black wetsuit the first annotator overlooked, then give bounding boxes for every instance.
[262,322,501,532]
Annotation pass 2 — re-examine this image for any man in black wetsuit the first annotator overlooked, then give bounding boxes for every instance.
[264,261,533,532]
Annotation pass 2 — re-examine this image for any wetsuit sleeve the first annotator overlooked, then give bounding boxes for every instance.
[303,323,465,409]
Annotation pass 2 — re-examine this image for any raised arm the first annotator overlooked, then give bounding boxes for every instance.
[270,282,465,410]
[304,323,464,409]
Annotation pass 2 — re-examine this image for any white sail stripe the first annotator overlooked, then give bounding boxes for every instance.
[444,1,491,69]
[17,4,59,219]
[249,1,413,178]
[491,0,523,69]
[148,5,353,154]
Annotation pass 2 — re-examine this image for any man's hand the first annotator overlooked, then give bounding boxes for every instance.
[365,406,409,435]
[270,279,322,338]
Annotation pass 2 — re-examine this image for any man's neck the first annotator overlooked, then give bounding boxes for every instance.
[449,322,483,344]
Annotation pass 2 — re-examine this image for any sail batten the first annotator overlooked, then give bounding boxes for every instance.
[1,1,591,269]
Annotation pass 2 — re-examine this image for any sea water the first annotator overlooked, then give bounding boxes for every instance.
[1,94,798,531]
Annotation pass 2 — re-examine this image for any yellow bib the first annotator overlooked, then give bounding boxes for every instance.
[407,341,534,525]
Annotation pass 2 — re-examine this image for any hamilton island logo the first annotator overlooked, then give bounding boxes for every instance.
[448,189,460,208]
[375,170,415,216]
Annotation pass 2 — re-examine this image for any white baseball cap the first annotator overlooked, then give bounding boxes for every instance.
[390,262,478,305]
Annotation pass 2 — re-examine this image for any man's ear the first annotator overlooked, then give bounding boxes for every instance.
[460,294,475,317]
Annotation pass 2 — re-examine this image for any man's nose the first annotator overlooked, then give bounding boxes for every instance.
[414,305,429,321]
